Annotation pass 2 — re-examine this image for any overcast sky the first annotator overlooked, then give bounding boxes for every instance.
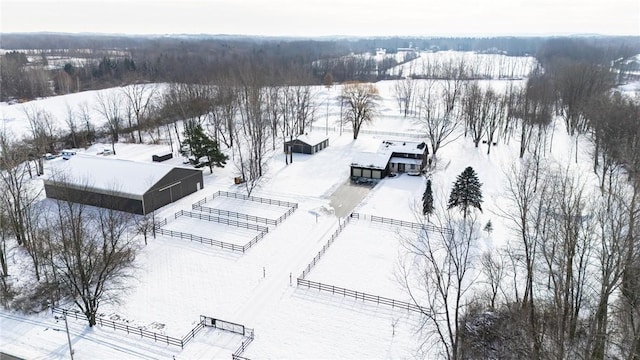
[1,0,639,37]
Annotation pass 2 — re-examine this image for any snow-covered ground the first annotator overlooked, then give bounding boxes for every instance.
[2,51,638,359]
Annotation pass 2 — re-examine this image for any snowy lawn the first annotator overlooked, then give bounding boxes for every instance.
[306,219,416,302]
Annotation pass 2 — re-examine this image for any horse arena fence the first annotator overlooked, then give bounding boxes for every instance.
[297,278,427,313]
[299,216,352,280]
[296,212,443,314]
[51,307,253,355]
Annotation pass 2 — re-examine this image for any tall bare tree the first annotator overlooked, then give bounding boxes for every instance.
[339,82,379,139]
[417,80,460,161]
[394,77,416,117]
[94,91,123,155]
[400,206,480,360]
[121,83,157,143]
[47,178,138,327]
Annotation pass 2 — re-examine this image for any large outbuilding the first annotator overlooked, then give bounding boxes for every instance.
[43,155,204,215]
[283,134,329,155]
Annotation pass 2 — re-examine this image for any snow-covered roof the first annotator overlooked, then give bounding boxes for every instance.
[43,154,185,198]
[351,152,391,170]
[389,157,423,165]
[378,140,427,156]
[290,133,329,146]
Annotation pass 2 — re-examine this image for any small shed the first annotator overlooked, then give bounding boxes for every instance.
[350,152,391,180]
[44,155,203,215]
[284,134,329,155]
[152,152,173,162]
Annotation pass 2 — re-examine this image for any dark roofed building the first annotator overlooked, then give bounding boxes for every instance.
[284,134,329,155]
[44,155,204,215]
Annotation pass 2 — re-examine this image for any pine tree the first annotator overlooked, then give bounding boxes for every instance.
[483,220,493,235]
[448,166,483,218]
[422,179,434,216]
[183,122,228,173]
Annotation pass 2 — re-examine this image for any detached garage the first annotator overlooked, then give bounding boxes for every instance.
[44,155,204,215]
[283,134,329,155]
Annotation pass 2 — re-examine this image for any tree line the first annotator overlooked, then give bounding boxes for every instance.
[399,38,640,360]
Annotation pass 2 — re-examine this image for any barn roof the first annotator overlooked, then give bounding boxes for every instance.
[287,133,328,146]
[43,155,195,198]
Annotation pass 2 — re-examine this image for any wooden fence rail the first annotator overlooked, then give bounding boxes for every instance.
[52,307,253,356]
[214,190,298,209]
[311,126,427,139]
[52,307,186,348]
[176,210,269,233]
[155,227,245,252]
[351,212,453,235]
[297,279,427,314]
[299,217,351,280]
[192,204,278,226]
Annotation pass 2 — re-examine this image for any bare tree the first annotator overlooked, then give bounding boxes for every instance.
[47,178,138,327]
[0,132,41,249]
[121,83,157,143]
[77,101,94,147]
[394,77,416,117]
[417,80,461,161]
[22,105,56,175]
[538,168,592,358]
[400,206,480,360]
[499,160,550,358]
[94,91,123,155]
[586,173,632,359]
[339,82,379,139]
[64,103,79,148]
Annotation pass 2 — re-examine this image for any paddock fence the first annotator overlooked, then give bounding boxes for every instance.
[297,279,427,314]
[299,217,351,280]
[311,126,427,139]
[350,212,453,235]
[155,210,269,253]
[52,307,253,356]
[175,210,269,233]
[193,191,298,227]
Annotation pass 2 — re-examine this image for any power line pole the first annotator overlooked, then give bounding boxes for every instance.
[63,312,74,360]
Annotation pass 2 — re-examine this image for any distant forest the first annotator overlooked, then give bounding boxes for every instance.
[1,33,639,101]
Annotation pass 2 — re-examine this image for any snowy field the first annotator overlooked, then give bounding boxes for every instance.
[306,218,416,301]
[2,51,638,359]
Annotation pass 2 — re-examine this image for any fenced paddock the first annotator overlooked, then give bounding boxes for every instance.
[52,308,254,357]
[51,307,254,352]
[303,218,415,302]
[193,191,297,227]
[296,214,442,313]
[156,209,270,253]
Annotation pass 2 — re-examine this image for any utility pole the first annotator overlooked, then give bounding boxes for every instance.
[63,313,74,360]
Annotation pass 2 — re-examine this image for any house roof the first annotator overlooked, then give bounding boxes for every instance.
[389,157,423,165]
[287,133,329,146]
[43,154,195,198]
[378,140,427,155]
[351,152,392,170]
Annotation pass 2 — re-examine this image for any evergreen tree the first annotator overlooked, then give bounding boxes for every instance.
[422,179,434,216]
[183,122,228,173]
[483,219,493,235]
[447,166,483,218]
